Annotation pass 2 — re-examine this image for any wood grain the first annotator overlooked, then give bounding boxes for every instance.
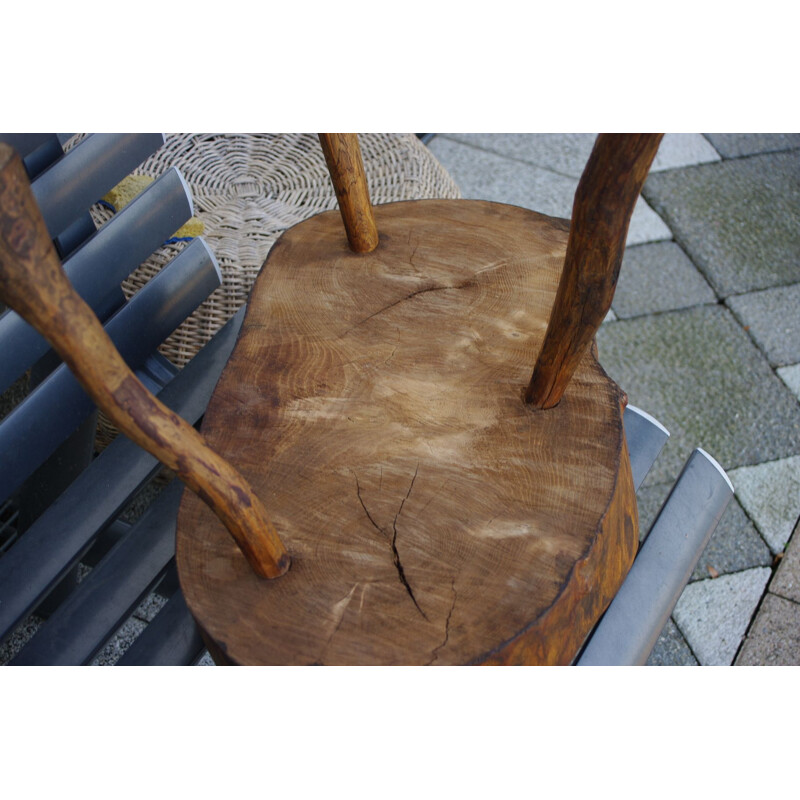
[0,143,289,579]
[318,133,379,253]
[526,133,663,408]
[177,199,638,664]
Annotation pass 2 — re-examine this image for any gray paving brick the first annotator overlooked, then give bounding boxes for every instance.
[770,521,800,603]
[735,593,800,666]
[597,306,800,485]
[132,591,169,623]
[646,617,699,666]
[729,457,800,554]
[673,567,771,665]
[777,364,800,399]
[704,133,800,159]
[119,470,172,524]
[692,498,773,581]
[642,151,800,296]
[613,241,717,318]
[440,133,719,176]
[427,137,671,245]
[0,372,28,422]
[90,617,147,666]
[727,282,800,366]
[428,136,576,216]
[636,481,771,580]
[438,133,596,177]
[0,614,44,665]
[651,135,721,171]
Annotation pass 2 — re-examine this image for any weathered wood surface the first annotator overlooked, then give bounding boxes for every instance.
[526,133,663,408]
[318,133,379,253]
[177,199,639,665]
[0,143,290,579]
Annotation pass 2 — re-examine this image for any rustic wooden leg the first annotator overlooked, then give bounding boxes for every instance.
[525,133,663,409]
[0,143,290,579]
[318,133,379,253]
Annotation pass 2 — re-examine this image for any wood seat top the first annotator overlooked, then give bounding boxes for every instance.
[176,198,638,665]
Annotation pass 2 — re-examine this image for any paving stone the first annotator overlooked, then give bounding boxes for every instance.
[132,591,169,623]
[0,372,29,422]
[642,151,800,297]
[597,306,800,485]
[613,241,717,318]
[428,136,576,216]
[727,282,800,366]
[437,133,596,177]
[735,593,800,666]
[691,497,773,581]
[427,137,671,245]
[651,134,721,172]
[603,309,617,323]
[90,617,148,666]
[770,520,800,603]
[440,133,719,176]
[0,614,44,665]
[777,364,800,399]
[119,470,172,524]
[704,133,800,159]
[673,567,771,665]
[196,651,215,666]
[729,456,800,554]
[636,481,771,580]
[646,617,698,666]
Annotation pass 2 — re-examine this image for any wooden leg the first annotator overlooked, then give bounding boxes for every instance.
[318,133,379,253]
[526,133,663,409]
[0,143,290,579]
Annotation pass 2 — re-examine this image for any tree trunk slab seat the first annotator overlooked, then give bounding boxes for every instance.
[177,198,638,665]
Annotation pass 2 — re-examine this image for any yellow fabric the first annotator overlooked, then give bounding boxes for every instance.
[102,174,154,209]
[102,175,204,239]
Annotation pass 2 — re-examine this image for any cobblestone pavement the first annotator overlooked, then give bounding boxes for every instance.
[429,133,800,665]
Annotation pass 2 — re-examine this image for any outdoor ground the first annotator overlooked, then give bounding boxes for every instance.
[428,133,800,665]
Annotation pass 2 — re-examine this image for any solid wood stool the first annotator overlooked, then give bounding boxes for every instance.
[176,133,663,665]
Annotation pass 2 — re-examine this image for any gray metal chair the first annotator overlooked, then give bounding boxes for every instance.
[0,133,217,665]
[576,406,733,665]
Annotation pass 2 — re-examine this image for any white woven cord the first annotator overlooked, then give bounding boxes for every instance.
[67,133,461,447]
[85,133,461,366]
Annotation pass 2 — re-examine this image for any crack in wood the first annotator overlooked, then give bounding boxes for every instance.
[354,473,384,537]
[317,583,359,664]
[351,285,448,330]
[391,462,427,620]
[408,239,421,271]
[428,579,458,665]
[353,465,428,621]
[345,276,479,336]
